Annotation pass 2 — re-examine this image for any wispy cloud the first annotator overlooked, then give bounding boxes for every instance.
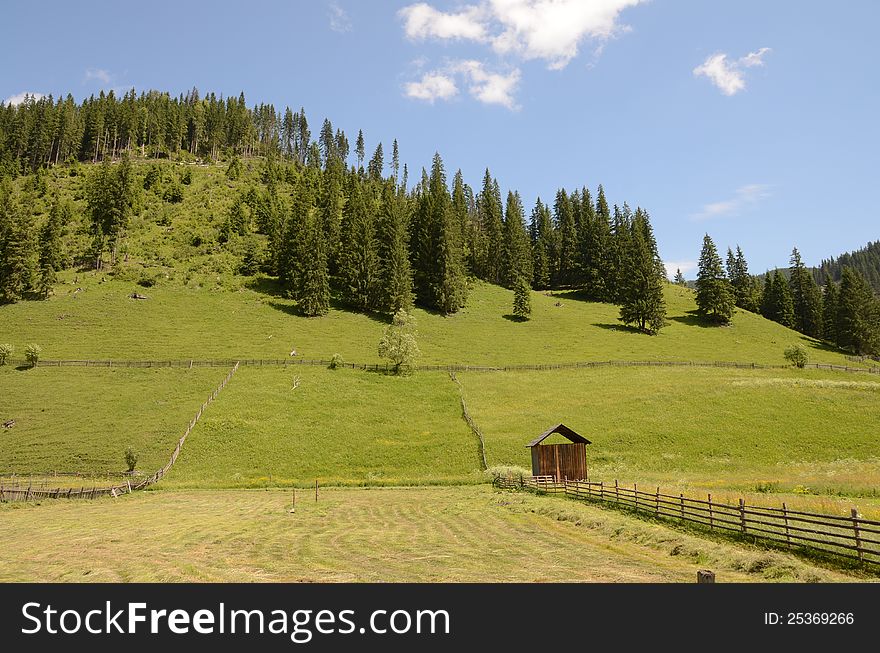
[84,68,112,84]
[693,47,771,96]
[3,91,45,105]
[400,1,644,70]
[328,2,352,33]
[404,60,520,110]
[663,260,697,280]
[404,72,459,103]
[691,184,773,221]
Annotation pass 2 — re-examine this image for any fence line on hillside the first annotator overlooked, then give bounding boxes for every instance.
[0,362,240,503]
[6,357,879,375]
[449,372,488,471]
[494,475,880,567]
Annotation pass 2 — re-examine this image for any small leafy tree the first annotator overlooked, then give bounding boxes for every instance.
[783,344,809,368]
[378,309,421,375]
[512,276,531,320]
[124,446,139,473]
[24,343,41,367]
[226,155,242,181]
[329,353,344,370]
[0,344,12,365]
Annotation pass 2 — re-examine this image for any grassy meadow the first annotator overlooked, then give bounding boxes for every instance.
[0,277,861,367]
[458,366,880,506]
[0,486,860,583]
[0,366,225,477]
[163,366,480,488]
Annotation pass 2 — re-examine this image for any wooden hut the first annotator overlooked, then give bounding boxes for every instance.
[526,424,591,481]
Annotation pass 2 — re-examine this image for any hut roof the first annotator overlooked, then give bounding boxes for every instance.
[526,423,592,448]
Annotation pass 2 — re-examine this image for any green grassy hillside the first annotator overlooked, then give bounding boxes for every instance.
[0,366,224,476]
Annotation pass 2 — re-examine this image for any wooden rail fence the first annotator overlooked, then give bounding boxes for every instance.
[0,362,240,502]
[6,357,879,375]
[494,475,880,567]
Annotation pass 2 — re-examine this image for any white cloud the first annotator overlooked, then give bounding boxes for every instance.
[404,72,459,103]
[663,260,697,280]
[84,68,112,84]
[3,91,45,105]
[399,0,643,70]
[328,2,352,33]
[400,3,489,41]
[691,184,772,221]
[453,60,521,109]
[693,47,771,96]
[404,60,520,109]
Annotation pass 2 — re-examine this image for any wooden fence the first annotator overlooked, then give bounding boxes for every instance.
[0,362,240,502]
[8,357,879,375]
[494,475,880,567]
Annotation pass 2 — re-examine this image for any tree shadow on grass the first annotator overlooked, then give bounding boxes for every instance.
[265,296,391,325]
[502,314,529,323]
[668,310,719,329]
[244,275,285,297]
[592,322,647,335]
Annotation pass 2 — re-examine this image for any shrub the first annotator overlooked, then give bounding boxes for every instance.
[180,168,193,185]
[24,343,42,367]
[783,344,809,368]
[124,446,139,473]
[0,343,13,366]
[163,181,184,203]
[329,353,344,370]
[485,465,532,481]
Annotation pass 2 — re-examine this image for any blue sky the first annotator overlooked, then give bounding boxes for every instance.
[3,0,878,277]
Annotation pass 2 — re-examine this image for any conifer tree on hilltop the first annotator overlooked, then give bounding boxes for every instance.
[618,209,667,334]
[789,247,823,338]
[377,183,414,314]
[501,191,532,289]
[529,197,554,290]
[836,267,880,355]
[695,234,734,324]
[512,275,532,320]
[673,268,687,286]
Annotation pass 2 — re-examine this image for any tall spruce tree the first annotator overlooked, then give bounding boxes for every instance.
[427,153,467,313]
[529,198,553,290]
[512,275,531,320]
[339,175,380,310]
[477,169,504,284]
[837,267,880,355]
[674,268,687,286]
[695,234,734,324]
[501,191,531,288]
[618,209,667,334]
[553,189,578,286]
[37,196,68,297]
[593,185,613,301]
[822,279,840,344]
[0,184,35,303]
[789,247,823,337]
[377,182,414,313]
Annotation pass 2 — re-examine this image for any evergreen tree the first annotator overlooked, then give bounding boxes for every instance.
[355,129,365,171]
[822,280,840,344]
[553,189,578,286]
[618,209,667,334]
[767,269,795,328]
[695,234,734,324]
[837,267,880,355]
[37,196,68,297]
[367,142,384,181]
[512,275,531,320]
[593,185,613,301]
[606,204,632,303]
[298,213,330,317]
[789,247,823,337]
[427,153,467,313]
[477,169,503,284]
[501,191,531,288]
[339,176,380,310]
[0,184,35,303]
[391,139,400,183]
[674,268,687,286]
[529,198,553,290]
[377,183,414,313]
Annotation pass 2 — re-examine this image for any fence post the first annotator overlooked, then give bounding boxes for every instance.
[708,494,713,529]
[739,498,747,534]
[680,493,685,519]
[782,502,791,548]
[599,481,603,501]
[315,479,319,502]
[852,508,864,563]
[633,483,638,511]
[656,487,660,516]
[615,479,619,505]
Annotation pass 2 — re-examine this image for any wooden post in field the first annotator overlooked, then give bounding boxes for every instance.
[697,570,715,584]
[315,479,318,502]
[599,481,603,501]
[656,487,660,515]
[633,483,638,511]
[680,493,685,519]
[852,508,863,563]
[782,503,791,548]
[708,494,714,529]
[739,498,747,534]
[615,479,619,505]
